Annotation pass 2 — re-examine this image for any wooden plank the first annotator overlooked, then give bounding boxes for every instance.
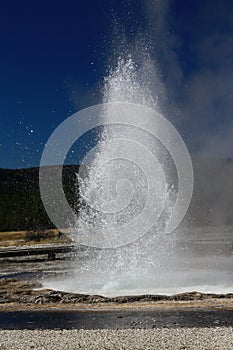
[0,244,77,259]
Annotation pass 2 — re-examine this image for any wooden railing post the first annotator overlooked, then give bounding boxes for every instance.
[48,251,56,261]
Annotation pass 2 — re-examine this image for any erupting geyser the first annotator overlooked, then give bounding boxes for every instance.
[39,8,233,298]
[42,50,189,296]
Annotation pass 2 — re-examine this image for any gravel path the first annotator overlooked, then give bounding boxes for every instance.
[0,327,233,350]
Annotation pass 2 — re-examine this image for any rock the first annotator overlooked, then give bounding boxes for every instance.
[0,277,233,307]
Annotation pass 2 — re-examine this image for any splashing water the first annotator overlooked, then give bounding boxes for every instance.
[51,53,179,296]
[42,54,233,297]
[103,56,157,107]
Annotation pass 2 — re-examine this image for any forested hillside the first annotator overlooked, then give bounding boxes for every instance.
[0,165,80,231]
[1,159,233,231]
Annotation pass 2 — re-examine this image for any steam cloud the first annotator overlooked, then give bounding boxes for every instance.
[69,0,233,227]
[143,0,233,228]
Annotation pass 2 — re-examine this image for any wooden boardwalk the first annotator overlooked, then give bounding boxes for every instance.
[0,244,82,261]
[0,237,232,261]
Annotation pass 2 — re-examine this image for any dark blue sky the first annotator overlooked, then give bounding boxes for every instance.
[1,0,233,168]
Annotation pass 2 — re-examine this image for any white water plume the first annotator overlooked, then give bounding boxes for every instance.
[65,52,178,295]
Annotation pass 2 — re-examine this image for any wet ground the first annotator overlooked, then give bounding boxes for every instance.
[0,227,232,297]
[1,250,232,296]
[1,309,233,330]
[0,226,232,335]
